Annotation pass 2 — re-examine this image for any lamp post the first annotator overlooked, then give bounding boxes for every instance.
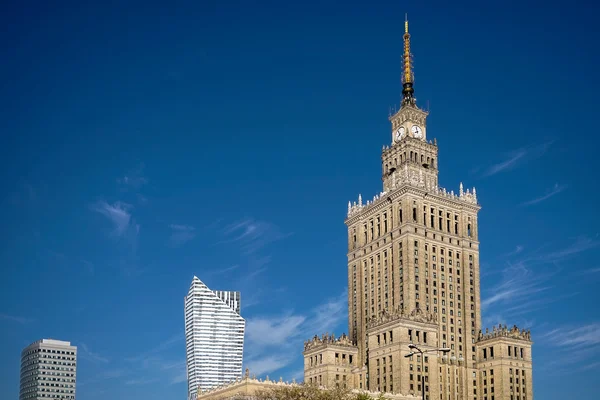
[404,344,451,400]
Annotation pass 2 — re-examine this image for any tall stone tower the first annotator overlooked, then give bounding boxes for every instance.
[303,16,533,400]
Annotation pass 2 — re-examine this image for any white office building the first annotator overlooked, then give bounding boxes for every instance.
[185,276,245,400]
[20,339,77,400]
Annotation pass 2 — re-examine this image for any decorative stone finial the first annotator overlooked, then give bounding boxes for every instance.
[459,182,464,196]
[358,194,362,206]
[348,201,351,213]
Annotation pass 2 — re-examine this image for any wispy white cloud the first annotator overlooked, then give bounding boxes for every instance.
[91,200,139,238]
[500,237,599,270]
[289,368,305,382]
[246,315,307,347]
[78,369,128,386]
[502,291,579,316]
[247,261,269,279]
[246,355,295,377]
[124,334,185,385]
[80,343,109,363]
[540,236,600,262]
[169,363,188,384]
[126,334,183,363]
[482,237,598,332]
[218,218,292,255]
[169,224,196,247]
[200,265,242,282]
[117,163,148,190]
[540,322,600,373]
[581,267,600,275]
[90,200,141,276]
[484,148,528,176]
[481,261,554,310]
[521,183,567,206]
[581,361,600,371]
[505,245,524,257]
[209,218,292,298]
[81,260,95,275]
[543,323,600,348]
[244,290,347,377]
[309,291,348,332]
[0,313,32,324]
[241,290,263,311]
[482,313,506,331]
[125,378,157,385]
[482,141,554,177]
[220,265,240,273]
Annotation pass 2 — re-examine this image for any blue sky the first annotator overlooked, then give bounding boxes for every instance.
[1,0,599,399]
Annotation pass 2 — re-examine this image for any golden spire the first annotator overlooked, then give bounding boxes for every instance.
[403,14,413,85]
[401,14,416,106]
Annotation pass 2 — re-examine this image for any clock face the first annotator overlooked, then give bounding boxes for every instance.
[395,127,405,141]
[411,125,423,139]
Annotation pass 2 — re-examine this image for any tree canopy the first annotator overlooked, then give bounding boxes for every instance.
[249,384,383,400]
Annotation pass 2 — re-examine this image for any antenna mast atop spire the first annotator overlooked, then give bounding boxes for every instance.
[401,14,416,107]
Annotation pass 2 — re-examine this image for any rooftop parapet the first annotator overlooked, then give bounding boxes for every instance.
[476,324,532,343]
[303,332,356,352]
[198,369,297,396]
[367,306,438,330]
[197,368,421,400]
[347,166,477,218]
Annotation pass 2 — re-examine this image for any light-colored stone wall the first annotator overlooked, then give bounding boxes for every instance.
[366,310,440,397]
[303,337,359,389]
[197,373,422,400]
[197,375,294,400]
[475,326,534,400]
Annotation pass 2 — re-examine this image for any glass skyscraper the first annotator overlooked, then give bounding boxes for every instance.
[184,276,245,400]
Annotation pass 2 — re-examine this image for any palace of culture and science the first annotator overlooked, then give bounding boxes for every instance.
[301,18,534,400]
[194,16,534,400]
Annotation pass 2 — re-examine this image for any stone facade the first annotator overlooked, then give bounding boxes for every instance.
[196,370,297,400]
[197,369,420,400]
[302,17,533,400]
[303,333,365,389]
[475,325,533,400]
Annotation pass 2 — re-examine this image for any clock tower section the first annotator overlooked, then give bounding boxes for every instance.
[383,18,439,194]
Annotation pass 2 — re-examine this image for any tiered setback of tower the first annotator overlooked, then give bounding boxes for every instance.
[302,16,533,400]
[303,333,365,390]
